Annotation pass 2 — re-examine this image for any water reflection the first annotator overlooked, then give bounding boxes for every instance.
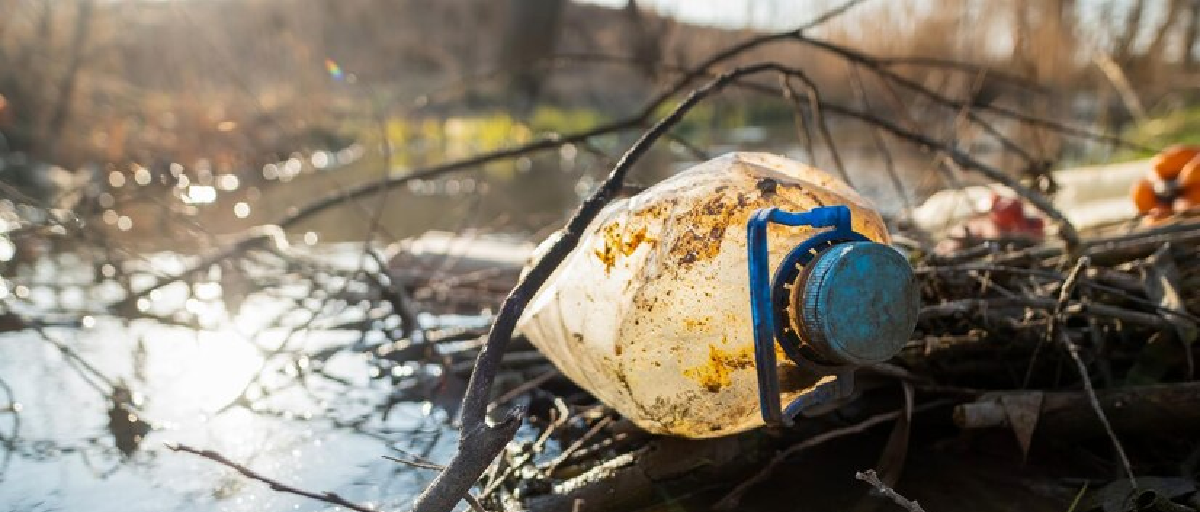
[0,247,463,511]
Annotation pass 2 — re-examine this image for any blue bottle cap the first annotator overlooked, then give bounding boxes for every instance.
[797,241,918,365]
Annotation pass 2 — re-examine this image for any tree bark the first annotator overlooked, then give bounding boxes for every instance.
[954,382,1200,438]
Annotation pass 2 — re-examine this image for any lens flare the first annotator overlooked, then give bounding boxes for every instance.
[324,58,344,81]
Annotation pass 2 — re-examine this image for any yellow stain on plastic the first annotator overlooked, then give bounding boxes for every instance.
[594,224,654,273]
[684,342,755,392]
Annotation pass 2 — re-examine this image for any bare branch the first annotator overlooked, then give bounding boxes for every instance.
[1055,258,1136,485]
[411,408,522,512]
[855,469,926,512]
[167,444,378,512]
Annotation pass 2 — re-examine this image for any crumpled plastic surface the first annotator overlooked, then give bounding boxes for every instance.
[518,152,891,438]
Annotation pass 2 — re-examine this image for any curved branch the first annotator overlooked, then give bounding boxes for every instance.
[168,444,377,512]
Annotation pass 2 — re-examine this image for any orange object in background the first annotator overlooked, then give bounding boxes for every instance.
[1151,145,1200,181]
[1132,146,1200,222]
[1177,172,1200,212]
[1131,177,1162,214]
[1179,154,1200,190]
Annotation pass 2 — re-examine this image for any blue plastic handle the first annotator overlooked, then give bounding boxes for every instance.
[746,205,862,427]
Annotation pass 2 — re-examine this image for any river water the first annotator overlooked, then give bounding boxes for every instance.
[0,249,488,512]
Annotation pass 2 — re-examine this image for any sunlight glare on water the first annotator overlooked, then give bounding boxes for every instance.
[0,249,457,511]
[151,326,265,413]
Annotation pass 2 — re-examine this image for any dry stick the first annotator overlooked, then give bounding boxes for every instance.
[365,249,421,340]
[383,454,445,471]
[167,444,378,512]
[1047,258,1091,373]
[936,267,1196,324]
[114,116,645,311]
[356,110,402,283]
[1063,333,1136,483]
[848,65,913,216]
[479,399,567,499]
[413,63,802,512]
[863,66,978,224]
[658,129,710,161]
[1093,52,1148,123]
[488,368,560,410]
[714,399,952,511]
[948,69,995,162]
[794,34,1150,153]
[780,76,818,167]
[1052,258,1136,486]
[410,408,522,512]
[822,42,1105,233]
[855,469,927,512]
[544,416,613,475]
[554,52,1050,94]
[26,322,114,397]
[1022,254,1086,387]
[781,74,854,187]
[959,67,1044,168]
[383,456,487,512]
[875,57,1050,92]
[762,70,1082,250]
[647,0,871,96]
[115,70,683,312]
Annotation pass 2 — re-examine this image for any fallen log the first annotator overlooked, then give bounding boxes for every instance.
[954,382,1200,439]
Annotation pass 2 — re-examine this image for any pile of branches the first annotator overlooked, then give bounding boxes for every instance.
[912,220,1200,395]
[467,221,1200,512]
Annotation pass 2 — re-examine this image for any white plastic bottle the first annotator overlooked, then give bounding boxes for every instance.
[518,152,916,438]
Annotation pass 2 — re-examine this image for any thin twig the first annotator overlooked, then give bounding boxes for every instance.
[795,33,1148,153]
[544,416,612,475]
[855,469,926,512]
[715,400,952,510]
[168,443,377,512]
[703,64,1081,248]
[780,74,853,187]
[383,454,445,471]
[1062,333,1136,486]
[1047,258,1136,485]
[848,64,912,216]
[488,369,559,409]
[779,75,817,166]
